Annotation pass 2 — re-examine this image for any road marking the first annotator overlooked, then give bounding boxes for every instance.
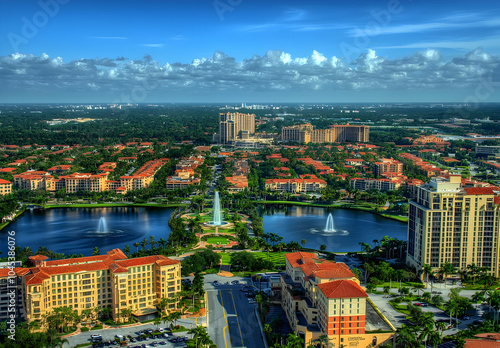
[230,290,244,347]
[220,290,230,348]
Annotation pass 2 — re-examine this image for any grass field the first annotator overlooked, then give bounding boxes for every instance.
[220,251,286,268]
[206,236,230,244]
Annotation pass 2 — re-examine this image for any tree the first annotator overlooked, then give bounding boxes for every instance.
[120,308,132,323]
[422,264,434,287]
[300,239,307,247]
[92,246,100,256]
[320,244,327,252]
[439,261,457,287]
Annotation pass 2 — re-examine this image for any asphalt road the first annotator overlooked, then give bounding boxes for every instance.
[205,274,266,348]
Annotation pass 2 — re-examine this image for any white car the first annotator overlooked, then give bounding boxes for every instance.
[158,328,164,332]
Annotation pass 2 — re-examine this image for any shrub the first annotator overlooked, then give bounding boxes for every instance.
[81,327,90,332]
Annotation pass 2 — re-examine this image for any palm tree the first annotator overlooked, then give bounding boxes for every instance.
[92,246,100,256]
[422,264,434,288]
[150,235,156,249]
[300,239,307,247]
[316,333,330,348]
[472,291,486,316]
[439,261,456,288]
[123,245,131,256]
[133,242,140,253]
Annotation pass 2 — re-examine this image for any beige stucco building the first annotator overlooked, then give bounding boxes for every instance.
[407,175,500,278]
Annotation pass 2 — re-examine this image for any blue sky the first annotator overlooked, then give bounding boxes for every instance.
[1,0,499,103]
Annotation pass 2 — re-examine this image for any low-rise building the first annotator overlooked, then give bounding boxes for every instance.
[24,249,181,323]
[0,179,12,195]
[265,178,327,193]
[166,171,200,190]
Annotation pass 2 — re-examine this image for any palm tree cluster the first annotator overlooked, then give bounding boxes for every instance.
[187,326,216,348]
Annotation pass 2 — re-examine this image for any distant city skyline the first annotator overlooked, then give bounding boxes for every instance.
[1,0,499,103]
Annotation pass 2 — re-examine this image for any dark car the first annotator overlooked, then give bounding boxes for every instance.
[231,280,239,285]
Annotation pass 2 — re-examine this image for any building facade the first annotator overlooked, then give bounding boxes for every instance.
[24,249,181,323]
[219,112,256,144]
[281,124,369,144]
[406,175,500,277]
[280,252,393,347]
[265,178,327,193]
[0,179,12,195]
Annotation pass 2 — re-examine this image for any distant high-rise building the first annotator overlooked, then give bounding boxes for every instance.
[218,112,255,144]
[407,175,500,278]
[281,123,369,143]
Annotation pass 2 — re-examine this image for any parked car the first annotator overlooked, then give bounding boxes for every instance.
[213,281,220,286]
[420,303,428,307]
[231,280,239,285]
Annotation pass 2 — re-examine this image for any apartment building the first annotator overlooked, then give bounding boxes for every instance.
[350,178,399,192]
[0,262,27,322]
[24,249,181,323]
[14,171,54,191]
[166,171,200,190]
[218,112,256,144]
[118,159,168,193]
[407,175,500,278]
[0,179,12,195]
[62,173,109,193]
[281,124,369,144]
[281,252,392,347]
[265,178,327,193]
[373,159,403,177]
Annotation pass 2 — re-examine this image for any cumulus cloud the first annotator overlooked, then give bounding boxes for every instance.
[0,48,498,99]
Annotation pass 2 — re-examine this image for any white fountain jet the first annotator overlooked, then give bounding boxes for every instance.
[324,213,335,232]
[97,217,109,233]
[212,191,222,226]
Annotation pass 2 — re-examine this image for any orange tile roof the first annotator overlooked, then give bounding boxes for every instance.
[464,339,500,348]
[317,280,368,299]
[464,187,499,195]
[0,179,11,184]
[285,252,354,279]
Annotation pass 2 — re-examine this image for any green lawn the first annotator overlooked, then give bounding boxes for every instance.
[206,236,230,244]
[378,281,424,289]
[220,251,286,268]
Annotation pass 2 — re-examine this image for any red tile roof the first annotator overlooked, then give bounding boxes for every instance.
[285,252,354,279]
[464,187,499,195]
[317,280,368,299]
[464,339,500,348]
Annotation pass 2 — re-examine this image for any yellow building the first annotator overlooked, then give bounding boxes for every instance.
[280,252,394,347]
[281,124,369,144]
[407,175,500,278]
[24,249,181,323]
[0,179,12,195]
[219,112,256,144]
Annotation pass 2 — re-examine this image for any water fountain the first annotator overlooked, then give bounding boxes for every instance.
[97,217,109,233]
[324,213,335,232]
[212,191,222,225]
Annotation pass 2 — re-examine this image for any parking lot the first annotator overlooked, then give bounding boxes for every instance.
[66,320,199,348]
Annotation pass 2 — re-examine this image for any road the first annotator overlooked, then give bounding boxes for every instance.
[205,274,266,348]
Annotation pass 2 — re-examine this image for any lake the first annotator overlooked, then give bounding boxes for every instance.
[261,206,407,252]
[0,207,174,257]
[0,205,408,257]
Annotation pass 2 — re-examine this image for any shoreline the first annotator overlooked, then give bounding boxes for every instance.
[255,200,409,223]
[0,200,407,232]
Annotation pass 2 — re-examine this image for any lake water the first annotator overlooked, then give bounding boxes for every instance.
[261,206,408,252]
[0,205,408,257]
[1,207,174,257]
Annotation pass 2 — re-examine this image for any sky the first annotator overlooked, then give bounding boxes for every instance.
[0,0,499,103]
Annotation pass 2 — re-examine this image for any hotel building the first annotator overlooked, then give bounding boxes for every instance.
[281,124,369,144]
[407,175,500,277]
[218,112,256,144]
[281,252,393,347]
[23,249,181,323]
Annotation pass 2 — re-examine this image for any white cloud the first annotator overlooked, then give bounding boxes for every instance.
[0,49,498,97]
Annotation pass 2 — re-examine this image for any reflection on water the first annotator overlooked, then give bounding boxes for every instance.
[0,207,174,257]
[261,205,407,252]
